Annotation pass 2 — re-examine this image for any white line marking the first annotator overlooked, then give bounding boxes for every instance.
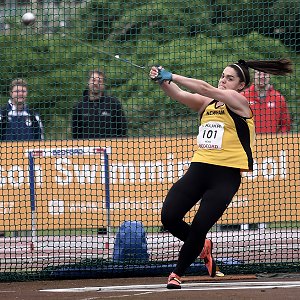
[97,292,156,298]
[40,281,300,293]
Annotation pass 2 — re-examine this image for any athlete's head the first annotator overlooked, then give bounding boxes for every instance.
[218,65,247,92]
[226,58,293,92]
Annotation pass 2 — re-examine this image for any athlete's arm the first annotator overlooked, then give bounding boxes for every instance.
[160,81,212,113]
[170,74,251,117]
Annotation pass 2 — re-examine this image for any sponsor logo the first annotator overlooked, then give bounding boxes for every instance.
[52,148,85,156]
[206,110,225,115]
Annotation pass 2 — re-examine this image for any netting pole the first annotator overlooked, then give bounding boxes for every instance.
[28,152,37,252]
[103,149,111,235]
[94,147,111,252]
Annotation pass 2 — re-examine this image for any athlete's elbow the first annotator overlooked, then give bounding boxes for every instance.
[197,86,211,98]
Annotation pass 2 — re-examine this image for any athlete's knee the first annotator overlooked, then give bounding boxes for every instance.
[189,223,210,240]
[161,209,173,229]
[161,208,181,231]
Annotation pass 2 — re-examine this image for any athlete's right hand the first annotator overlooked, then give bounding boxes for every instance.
[149,66,173,84]
[149,66,160,82]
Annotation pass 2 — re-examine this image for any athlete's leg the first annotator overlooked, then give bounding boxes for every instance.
[173,165,241,276]
[161,163,207,242]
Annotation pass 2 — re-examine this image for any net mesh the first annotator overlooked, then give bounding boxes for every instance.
[0,0,299,281]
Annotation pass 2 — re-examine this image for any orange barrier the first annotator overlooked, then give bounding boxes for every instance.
[0,134,299,231]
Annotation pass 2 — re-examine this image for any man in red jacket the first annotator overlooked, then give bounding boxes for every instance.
[241,70,292,133]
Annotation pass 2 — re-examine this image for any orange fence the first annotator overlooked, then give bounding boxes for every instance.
[0,134,299,231]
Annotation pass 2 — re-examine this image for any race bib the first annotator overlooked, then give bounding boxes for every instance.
[197,121,224,149]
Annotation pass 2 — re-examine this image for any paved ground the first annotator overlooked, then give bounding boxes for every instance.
[0,229,299,299]
[1,274,300,300]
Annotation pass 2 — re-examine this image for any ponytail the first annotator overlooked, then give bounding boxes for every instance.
[230,58,293,87]
[245,58,293,76]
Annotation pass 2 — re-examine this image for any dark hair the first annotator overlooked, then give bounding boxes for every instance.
[229,58,293,87]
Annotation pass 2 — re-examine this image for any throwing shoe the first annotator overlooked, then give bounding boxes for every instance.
[199,239,216,277]
[167,272,182,289]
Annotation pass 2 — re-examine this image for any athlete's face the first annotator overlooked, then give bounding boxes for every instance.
[218,67,245,92]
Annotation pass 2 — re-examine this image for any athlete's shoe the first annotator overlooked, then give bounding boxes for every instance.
[167,272,182,289]
[199,239,216,277]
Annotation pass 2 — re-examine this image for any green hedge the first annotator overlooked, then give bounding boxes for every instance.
[0,0,299,139]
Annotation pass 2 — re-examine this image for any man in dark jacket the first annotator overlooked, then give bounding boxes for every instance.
[72,70,127,139]
[0,78,44,141]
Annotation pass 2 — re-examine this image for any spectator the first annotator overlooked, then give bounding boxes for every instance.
[0,78,44,141]
[72,70,127,139]
[241,70,292,133]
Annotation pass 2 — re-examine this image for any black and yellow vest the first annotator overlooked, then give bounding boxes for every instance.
[192,100,255,171]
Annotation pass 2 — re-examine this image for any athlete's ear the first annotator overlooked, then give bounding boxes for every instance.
[238,82,246,92]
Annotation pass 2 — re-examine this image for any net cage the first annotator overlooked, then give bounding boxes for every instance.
[0,0,299,281]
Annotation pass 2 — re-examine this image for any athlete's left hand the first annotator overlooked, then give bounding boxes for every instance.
[157,68,173,84]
